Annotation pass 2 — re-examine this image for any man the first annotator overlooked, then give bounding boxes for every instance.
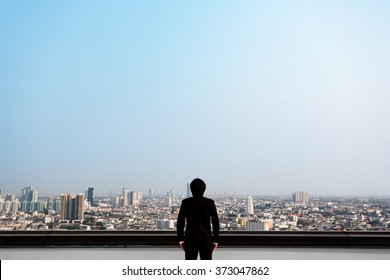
[177,178,220,260]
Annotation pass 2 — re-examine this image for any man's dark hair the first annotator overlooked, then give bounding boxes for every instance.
[190,178,206,197]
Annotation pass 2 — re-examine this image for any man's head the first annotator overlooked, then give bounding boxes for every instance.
[190,178,206,197]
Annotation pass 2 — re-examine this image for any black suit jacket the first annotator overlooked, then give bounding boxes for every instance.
[177,196,219,246]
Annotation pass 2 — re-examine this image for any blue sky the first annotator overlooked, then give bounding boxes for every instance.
[1,1,390,196]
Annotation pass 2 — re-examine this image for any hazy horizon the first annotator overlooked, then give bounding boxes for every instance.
[1,1,390,197]
[4,184,390,199]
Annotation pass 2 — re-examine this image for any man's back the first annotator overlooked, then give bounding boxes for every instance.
[177,196,219,245]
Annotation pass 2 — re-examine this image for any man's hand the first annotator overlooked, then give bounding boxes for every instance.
[179,241,186,251]
[212,243,218,252]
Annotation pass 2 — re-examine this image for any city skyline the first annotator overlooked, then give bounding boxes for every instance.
[2,188,390,232]
[1,1,390,196]
[2,184,390,199]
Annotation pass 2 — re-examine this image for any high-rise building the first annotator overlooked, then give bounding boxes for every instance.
[21,186,38,202]
[5,194,15,201]
[20,201,32,212]
[129,191,142,207]
[167,189,174,200]
[293,191,309,203]
[20,186,39,213]
[122,188,129,206]
[164,197,172,207]
[247,196,254,215]
[46,198,61,212]
[149,188,154,200]
[87,187,94,206]
[0,194,20,212]
[2,200,19,213]
[113,195,120,206]
[60,193,84,221]
[2,194,19,212]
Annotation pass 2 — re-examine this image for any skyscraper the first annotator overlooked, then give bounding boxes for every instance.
[122,188,129,206]
[129,191,142,207]
[87,187,94,206]
[293,191,309,203]
[167,189,174,200]
[149,188,154,200]
[60,193,84,221]
[20,186,39,212]
[247,196,254,215]
[164,196,172,207]
[46,198,61,212]
[21,186,38,202]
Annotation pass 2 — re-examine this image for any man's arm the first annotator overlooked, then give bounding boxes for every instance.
[177,201,186,243]
[211,201,220,243]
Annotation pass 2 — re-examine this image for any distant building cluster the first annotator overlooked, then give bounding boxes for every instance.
[293,191,309,204]
[110,188,143,208]
[20,186,41,212]
[0,194,19,213]
[1,185,390,232]
[0,186,61,214]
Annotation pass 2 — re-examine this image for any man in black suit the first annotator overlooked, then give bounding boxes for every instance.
[177,178,220,260]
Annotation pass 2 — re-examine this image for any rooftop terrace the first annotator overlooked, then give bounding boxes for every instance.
[1,231,390,260]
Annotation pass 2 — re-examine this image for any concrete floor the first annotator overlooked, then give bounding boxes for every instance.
[1,247,390,260]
